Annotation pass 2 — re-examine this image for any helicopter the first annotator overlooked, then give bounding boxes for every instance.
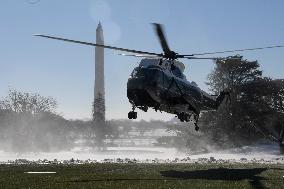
[35,23,284,131]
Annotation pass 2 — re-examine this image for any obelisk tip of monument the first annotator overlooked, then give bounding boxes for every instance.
[97,21,102,30]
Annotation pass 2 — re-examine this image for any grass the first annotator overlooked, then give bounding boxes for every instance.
[0,163,283,189]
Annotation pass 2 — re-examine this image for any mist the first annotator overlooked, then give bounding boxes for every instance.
[0,89,217,161]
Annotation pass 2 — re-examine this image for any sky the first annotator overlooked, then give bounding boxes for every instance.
[0,0,283,121]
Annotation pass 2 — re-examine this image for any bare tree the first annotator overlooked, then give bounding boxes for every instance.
[0,89,57,115]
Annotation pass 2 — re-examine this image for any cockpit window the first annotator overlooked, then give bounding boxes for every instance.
[131,67,139,77]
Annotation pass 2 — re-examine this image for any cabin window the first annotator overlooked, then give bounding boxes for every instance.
[171,65,183,78]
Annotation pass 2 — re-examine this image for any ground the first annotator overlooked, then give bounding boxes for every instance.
[0,163,283,189]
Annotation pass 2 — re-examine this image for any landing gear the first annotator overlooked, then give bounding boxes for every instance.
[177,112,191,122]
[194,114,199,131]
[140,106,148,112]
[128,106,137,119]
[128,111,137,119]
[177,112,200,131]
[194,123,199,131]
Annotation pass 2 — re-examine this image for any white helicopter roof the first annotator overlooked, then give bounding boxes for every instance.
[139,58,159,67]
[139,58,185,73]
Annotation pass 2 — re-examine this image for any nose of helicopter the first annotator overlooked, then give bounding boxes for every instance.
[127,68,160,106]
[128,67,159,87]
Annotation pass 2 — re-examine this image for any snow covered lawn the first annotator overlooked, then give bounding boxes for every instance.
[0,143,283,164]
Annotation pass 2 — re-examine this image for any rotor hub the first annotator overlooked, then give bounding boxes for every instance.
[165,51,178,60]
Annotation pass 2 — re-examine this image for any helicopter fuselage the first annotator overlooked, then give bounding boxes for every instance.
[127,58,225,122]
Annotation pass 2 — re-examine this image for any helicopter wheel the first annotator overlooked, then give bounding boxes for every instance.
[178,112,191,122]
[195,125,199,131]
[177,113,184,122]
[141,106,148,112]
[193,114,200,131]
[128,111,137,119]
[185,114,191,122]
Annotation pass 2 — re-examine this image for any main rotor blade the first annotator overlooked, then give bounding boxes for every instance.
[181,45,284,56]
[34,34,162,57]
[186,57,219,60]
[185,57,242,60]
[118,53,160,58]
[152,23,171,55]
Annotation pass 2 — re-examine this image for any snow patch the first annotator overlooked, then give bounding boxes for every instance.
[0,144,283,164]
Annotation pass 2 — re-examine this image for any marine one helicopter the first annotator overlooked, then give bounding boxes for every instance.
[35,24,284,131]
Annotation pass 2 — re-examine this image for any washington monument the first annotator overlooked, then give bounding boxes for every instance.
[93,22,106,126]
